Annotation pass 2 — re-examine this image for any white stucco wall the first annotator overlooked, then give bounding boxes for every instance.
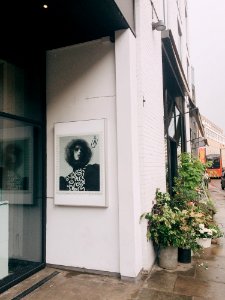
[167,0,190,86]
[185,98,191,153]
[115,30,142,278]
[46,38,120,273]
[46,33,143,277]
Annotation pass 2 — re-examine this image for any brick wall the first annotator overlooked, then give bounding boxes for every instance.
[135,0,167,270]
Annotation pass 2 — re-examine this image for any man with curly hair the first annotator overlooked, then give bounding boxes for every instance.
[59,138,100,191]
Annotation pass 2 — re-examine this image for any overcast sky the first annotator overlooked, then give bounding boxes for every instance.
[188,0,225,133]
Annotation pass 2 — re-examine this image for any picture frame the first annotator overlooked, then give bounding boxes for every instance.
[54,119,106,207]
[0,126,33,205]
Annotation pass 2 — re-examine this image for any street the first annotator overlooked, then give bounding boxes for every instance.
[210,178,223,190]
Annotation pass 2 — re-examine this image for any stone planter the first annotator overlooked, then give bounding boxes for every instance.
[158,246,178,270]
[196,238,212,248]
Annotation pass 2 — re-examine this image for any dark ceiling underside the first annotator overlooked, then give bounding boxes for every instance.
[1,0,131,62]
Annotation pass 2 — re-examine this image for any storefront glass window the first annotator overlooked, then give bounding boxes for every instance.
[0,57,44,292]
[0,118,43,285]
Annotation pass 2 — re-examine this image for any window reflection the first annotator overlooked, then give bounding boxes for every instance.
[0,142,28,190]
[0,119,42,284]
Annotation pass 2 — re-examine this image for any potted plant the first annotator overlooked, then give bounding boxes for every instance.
[141,188,210,268]
[171,152,217,261]
[141,150,223,268]
[197,198,217,218]
[196,224,213,248]
[173,152,208,209]
[196,222,223,248]
[141,190,185,269]
[177,205,206,263]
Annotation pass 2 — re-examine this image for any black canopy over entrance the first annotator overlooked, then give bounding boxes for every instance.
[1,0,135,61]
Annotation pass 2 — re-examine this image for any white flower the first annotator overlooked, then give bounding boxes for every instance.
[198,225,214,237]
[199,224,205,230]
[206,229,212,236]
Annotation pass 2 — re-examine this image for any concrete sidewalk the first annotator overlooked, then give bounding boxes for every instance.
[1,180,225,300]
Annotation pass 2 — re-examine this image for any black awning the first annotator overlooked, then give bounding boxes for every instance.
[162,30,191,99]
[161,30,207,142]
[1,0,135,53]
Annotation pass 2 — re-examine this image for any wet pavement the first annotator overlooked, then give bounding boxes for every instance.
[1,179,225,299]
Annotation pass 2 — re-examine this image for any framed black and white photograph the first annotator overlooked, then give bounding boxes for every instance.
[0,126,33,205]
[54,119,106,206]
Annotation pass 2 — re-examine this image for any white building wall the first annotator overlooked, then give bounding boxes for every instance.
[185,98,191,153]
[167,1,179,44]
[46,39,120,273]
[135,0,167,270]
[46,32,145,278]
[167,0,189,84]
[115,30,142,278]
[46,0,190,278]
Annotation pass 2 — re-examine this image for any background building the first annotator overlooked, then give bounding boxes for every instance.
[201,115,225,167]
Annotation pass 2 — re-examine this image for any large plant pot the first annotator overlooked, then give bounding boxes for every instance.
[158,246,178,270]
[196,238,211,248]
[178,248,191,263]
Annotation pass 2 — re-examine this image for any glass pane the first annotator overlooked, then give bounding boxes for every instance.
[0,118,43,281]
[168,111,175,137]
[0,60,43,122]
